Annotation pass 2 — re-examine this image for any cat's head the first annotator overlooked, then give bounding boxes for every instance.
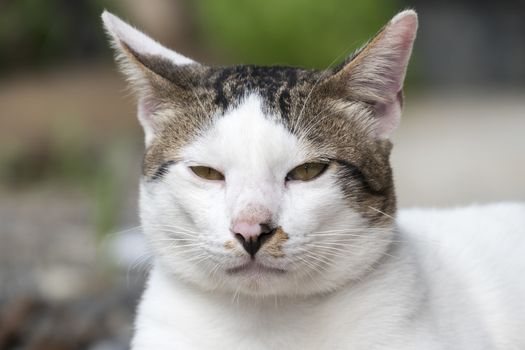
[103,10,417,297]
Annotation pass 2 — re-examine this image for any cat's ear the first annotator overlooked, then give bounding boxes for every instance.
[101,11,198,145]
[328,10,417,139]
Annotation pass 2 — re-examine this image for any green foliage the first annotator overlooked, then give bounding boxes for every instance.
[0,0,115,73]
[195,0,400,68]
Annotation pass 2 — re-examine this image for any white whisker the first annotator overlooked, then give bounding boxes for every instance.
[368,206,394,219]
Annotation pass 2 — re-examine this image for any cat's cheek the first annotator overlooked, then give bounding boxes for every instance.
[277,176,378,286]
[277,180,344,263]
[173,176,237,257]
[280,176,344,234]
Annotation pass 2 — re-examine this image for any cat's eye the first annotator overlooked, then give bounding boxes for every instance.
[286,163,328,182]
[190,166,225,181]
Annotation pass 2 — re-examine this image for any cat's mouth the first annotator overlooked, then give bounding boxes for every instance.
[226,261,286,275]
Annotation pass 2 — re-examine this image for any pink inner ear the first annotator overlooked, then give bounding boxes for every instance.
[138,96,157,120]
[373,90,403,139]
[137,96,159,145]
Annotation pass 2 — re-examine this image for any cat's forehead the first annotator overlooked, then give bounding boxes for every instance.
[202,65,322,117]
[180,93,309,172]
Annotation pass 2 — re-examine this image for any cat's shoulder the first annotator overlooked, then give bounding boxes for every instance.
[397,202,525,293]
[396,203,525,345]
[397,202,525,263]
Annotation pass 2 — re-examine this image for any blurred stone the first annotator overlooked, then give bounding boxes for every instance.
[0,188,144,349]
[0,288,139,350]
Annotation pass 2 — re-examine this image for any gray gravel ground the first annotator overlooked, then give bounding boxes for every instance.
[0,190,144,349]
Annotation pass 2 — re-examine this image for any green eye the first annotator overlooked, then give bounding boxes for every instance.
[190,166,225,181]
[286,162,328,182]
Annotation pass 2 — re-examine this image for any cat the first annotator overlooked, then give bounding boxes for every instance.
[102,10,525,350]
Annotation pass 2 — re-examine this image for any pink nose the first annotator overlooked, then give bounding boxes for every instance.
[232,222,275,257]
[232,222,261,240]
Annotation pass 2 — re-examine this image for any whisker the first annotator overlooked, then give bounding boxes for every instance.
[169,242,206,249]
[295,255,324,290]
[126,251,153,287]
[151,224,200,234]
[309,231,395,238]
[306,243,399,260]
[312,238,400,245]
[149,238,199,243]
[154,228,199,238]
[368,206,394,219]
[306,227,392,234]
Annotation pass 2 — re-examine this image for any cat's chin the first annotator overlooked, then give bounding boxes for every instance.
[221,261,290,295]
[198,259,312,297]
[226,261,287,276]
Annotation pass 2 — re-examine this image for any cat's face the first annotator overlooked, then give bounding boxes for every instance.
[103,10,417,297]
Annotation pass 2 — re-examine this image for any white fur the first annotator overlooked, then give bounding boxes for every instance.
[133,203,525,349]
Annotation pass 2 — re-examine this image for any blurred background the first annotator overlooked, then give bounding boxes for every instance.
[0,0,523,348]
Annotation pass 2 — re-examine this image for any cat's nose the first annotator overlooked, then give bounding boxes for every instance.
[232,222,276,257]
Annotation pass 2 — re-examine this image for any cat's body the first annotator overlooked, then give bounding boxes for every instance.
[133,203,525,350]
[101,10,525,349]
